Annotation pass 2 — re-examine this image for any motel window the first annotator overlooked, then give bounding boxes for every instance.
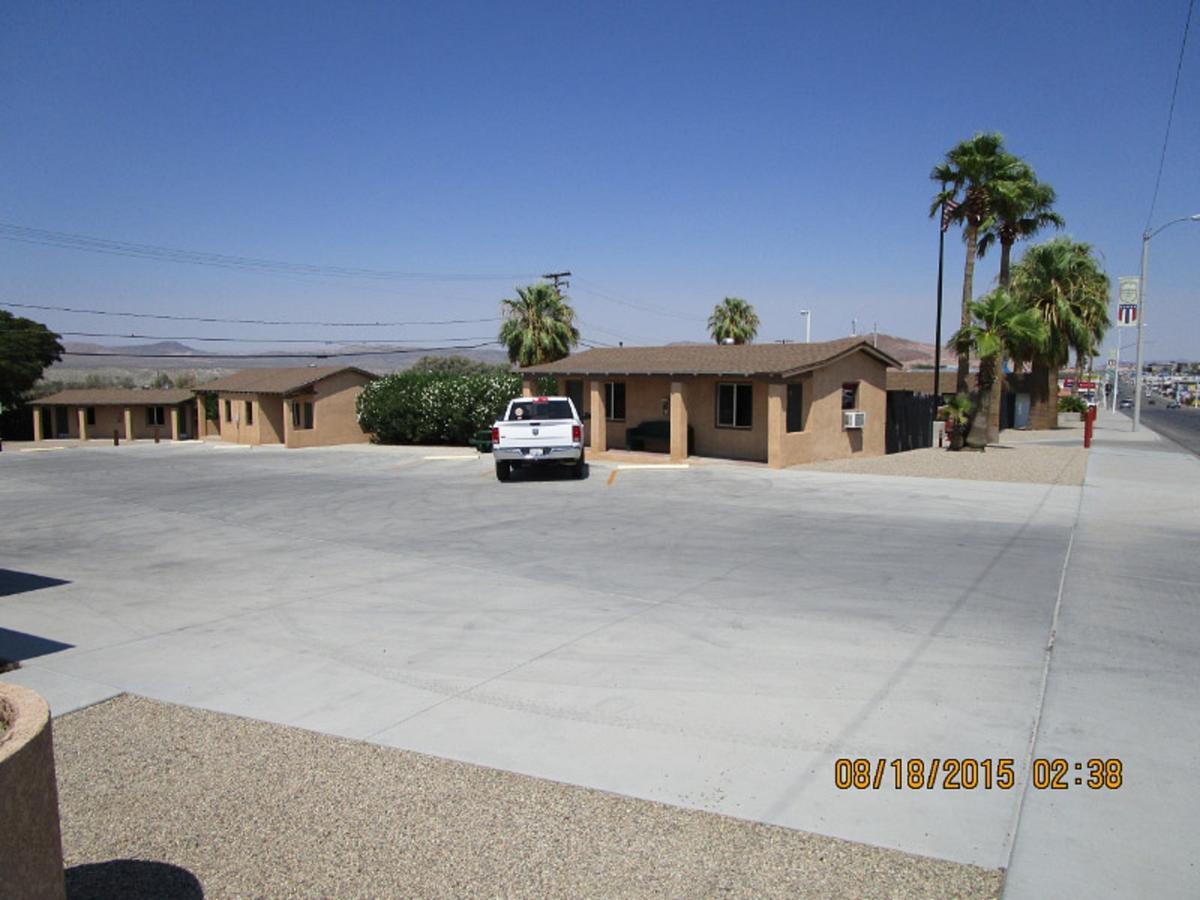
[605,382,626,421]
[85,407,96,426]
[716,383,753,429]
[786,384,805,432]
[224,400,232,422]
[565,379,584,415]
[245,400,254,426]
[146,406,165,427]
[292,401,313,430]
[842,382,859,410]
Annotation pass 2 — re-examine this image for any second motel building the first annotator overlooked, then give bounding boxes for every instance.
[521,337,901,468]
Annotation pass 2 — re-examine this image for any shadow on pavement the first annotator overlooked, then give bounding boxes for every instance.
[0,568,70,597]
[66,860,204,899]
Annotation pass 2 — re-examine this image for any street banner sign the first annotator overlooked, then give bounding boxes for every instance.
[1119,276,1139,304]
[1118,303,1138,326]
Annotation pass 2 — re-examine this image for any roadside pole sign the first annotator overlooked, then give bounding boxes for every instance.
[1118,277,1139,326]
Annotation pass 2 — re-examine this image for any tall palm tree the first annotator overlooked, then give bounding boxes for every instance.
[708,297,760,344]
[499,283,580,367]
[978,164,1065,288]
[1010,238,1111,428]
[952,289,1046,450]
[975,164,1065,438]
[930,132,1023,394]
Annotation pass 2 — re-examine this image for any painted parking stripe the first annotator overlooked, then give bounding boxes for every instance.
[423,454,479,460]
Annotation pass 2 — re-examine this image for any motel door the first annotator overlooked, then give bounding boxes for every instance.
[54,407,69,438]
[41,408,53,439]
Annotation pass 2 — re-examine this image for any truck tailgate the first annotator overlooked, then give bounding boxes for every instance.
[498,420,575,446]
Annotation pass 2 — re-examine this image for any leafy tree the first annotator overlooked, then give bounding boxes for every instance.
[150,371,175,389]
[707,297,760,344]
[498,283,580,367]
[0,311,63,410]
[952,289,1046,449]
[1010,238,1111,427]
[409,354,507,376]
[930,132,1024,394]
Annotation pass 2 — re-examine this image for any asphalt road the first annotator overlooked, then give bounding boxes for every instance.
[1118,402,1200,455]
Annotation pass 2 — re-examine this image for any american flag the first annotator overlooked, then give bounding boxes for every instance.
[941,198,960,233]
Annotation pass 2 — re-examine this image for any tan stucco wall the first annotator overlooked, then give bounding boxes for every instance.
[217,394,285,445]
[770,351,887,467]
[283,371,372,448]
[0,684,66,900]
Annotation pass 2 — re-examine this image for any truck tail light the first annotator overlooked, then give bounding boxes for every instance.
[491,427,500,445]
[572,424,581,443]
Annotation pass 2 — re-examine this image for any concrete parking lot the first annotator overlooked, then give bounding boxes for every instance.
[1,438,1079,874]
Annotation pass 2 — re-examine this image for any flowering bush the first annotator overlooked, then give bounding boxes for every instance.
[356,371,558,444]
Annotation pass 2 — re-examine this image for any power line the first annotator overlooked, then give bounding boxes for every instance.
[1,300,500,327]
[572,279,703,323]
[59,341,501,361]
[23,330,497,345]
[0,222,539,282]
[1145,0,1196,231]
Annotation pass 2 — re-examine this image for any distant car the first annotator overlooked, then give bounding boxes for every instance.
[1166,400,1181,409]
[1148,398,1156,406]
[1119,399,1133,409]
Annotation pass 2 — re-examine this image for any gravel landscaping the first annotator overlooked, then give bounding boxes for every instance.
[802,443,1087,485]
[55,695,1003,899]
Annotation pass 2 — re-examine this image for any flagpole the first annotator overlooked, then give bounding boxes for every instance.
[933,201,946,400]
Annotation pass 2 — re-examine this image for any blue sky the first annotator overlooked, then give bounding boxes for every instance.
[1,1,1197,359]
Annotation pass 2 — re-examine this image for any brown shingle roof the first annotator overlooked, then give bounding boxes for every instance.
[522,338,901,378]
[193,366,376,396]
[34,389,196,406]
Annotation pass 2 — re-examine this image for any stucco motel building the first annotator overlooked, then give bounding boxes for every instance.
[197,366,375,448]
[521,337,901,468]
[30,389,200,442]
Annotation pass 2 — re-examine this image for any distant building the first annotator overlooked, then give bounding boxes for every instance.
[196,366,375,448]
[30,389,198,441]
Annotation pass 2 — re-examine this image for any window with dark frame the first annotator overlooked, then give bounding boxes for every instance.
[842,382,859,410]
[605,381,626,421]
[786,383,805,432]
[716,383,753,428]
[85,407,96,426]
[245,400,254,425]
[146,406,165,427]
[292,401,313,430]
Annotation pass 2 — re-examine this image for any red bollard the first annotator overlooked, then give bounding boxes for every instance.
[1084,404,1096,448]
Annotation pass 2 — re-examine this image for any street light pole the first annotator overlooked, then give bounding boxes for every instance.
[1133,214,1200,431]
[800,309,811,343]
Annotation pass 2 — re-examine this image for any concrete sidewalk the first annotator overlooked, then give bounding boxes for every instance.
[1005,409,1200,897]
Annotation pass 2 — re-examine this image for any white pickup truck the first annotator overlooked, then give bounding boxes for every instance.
[490,395,585,481]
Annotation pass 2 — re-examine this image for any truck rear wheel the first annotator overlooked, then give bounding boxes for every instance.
[495,460,511,482]
[573,450,585,479]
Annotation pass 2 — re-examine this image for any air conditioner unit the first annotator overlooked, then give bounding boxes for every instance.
[843,410,866,429]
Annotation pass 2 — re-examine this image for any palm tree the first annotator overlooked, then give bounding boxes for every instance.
[978,164,1065,288]
[498,283,580,367]
[952,289,1046,450]
[708,297,760,344]
[975,164,1064,438]
[1010,239,1111,428]
[930,132,1024,394]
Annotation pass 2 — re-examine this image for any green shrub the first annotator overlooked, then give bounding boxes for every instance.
[357,371,558,445]
[1058,395,1087,413]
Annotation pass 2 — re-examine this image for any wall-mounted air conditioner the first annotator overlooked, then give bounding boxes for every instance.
[843,410,865,429]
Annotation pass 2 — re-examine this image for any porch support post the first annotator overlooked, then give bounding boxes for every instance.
[589,380,607,452]
[32,407,43,441]
[196,397,206,438]
[124,408,134,442]
[77,407,88,441]
[767,383,786,469]
[521,375,536,398]
[669,381,689,462]
[170,407,180,441]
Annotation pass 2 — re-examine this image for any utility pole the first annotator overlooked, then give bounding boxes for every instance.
[542,271,571,295]
[800,310,811,343]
